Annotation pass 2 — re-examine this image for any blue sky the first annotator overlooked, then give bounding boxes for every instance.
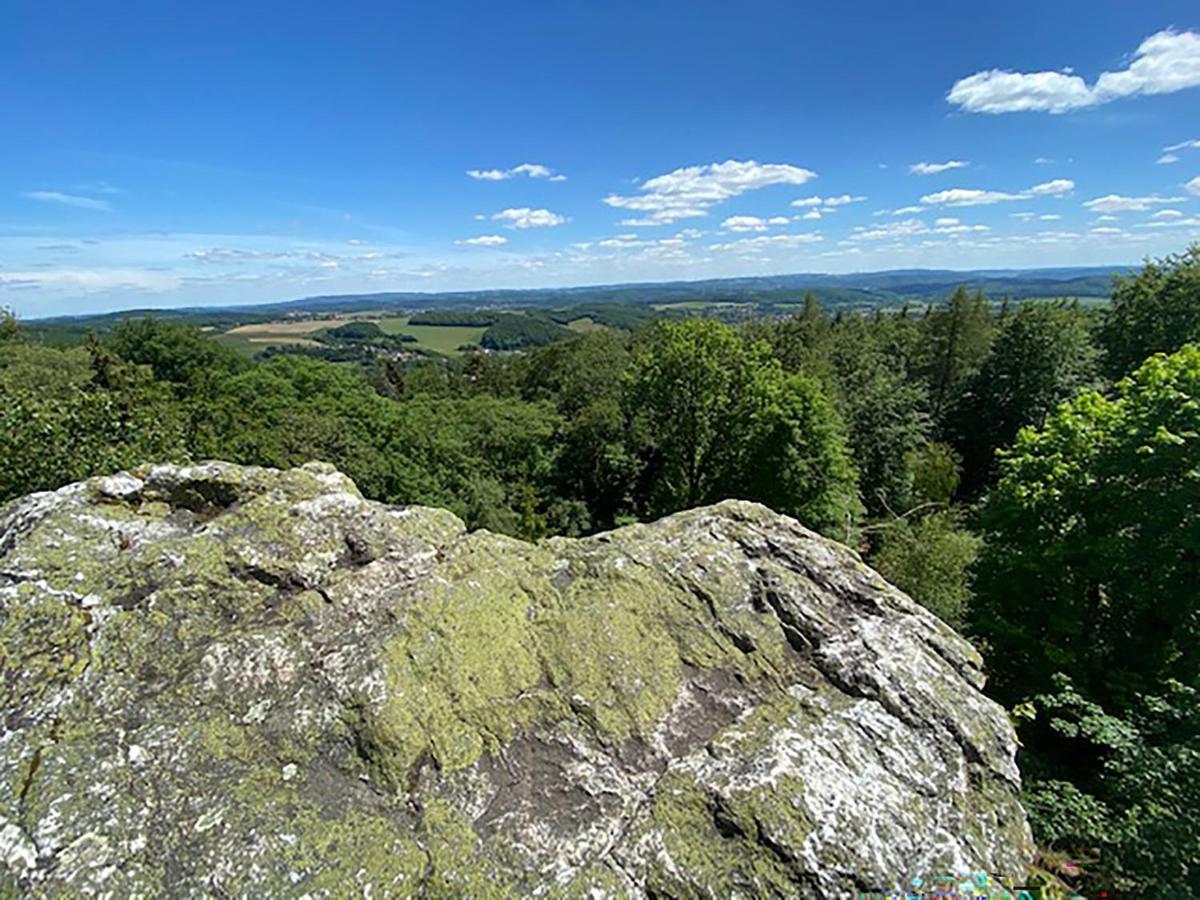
[3,0,1200,317]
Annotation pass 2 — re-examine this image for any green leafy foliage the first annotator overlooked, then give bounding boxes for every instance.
[0,308,19,344]
[873,509,980,627]
[106,316,247,395]
[949,301,1099,494]
[626,318,860,534]
[0,346,189,500]
[974,343,1200,707]
[1099,245,1200,377]
[920,286,994,420]
[1021,676,1200,895]
[480,314,573,350]
[324,320,387,341]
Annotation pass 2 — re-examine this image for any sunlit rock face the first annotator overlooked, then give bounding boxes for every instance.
[0,461,1031,897]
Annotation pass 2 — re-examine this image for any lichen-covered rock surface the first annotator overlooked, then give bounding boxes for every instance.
[0,461,1031,897]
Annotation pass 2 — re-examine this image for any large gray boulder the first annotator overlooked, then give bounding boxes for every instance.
[0,462,1032,897]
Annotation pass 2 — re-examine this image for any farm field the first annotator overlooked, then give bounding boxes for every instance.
[565,317,605,333]
[377,317,487,355]
[214,314,487,357]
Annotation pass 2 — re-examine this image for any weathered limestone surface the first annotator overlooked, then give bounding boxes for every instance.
[0,462,1031,897]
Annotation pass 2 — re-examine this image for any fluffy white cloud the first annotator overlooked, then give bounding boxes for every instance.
[891,205,925,215]
[21,191,112,211]
[1189,176,1200,196]
[1158,154,1181,165]
[721,215,791,232]
[709,233,823,252]
[948,29,1200,113]
[1083,194,1187,213]
[910,160,969,175]
[920,188,1024,206]
[1136,214,1200,228]
[791,194,866,209]
[848,217,989,241]
[921,178,1074,207]
[822,194,866,207]
[849,219,930,241]
[466,163,562,181]
[1027,179,1075,196]
[491,208,568,229]
[456,235,509,246]
[605,160,817,225]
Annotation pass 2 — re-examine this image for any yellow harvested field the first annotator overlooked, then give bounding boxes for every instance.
[246,337,322,346]
[226,317,358,335]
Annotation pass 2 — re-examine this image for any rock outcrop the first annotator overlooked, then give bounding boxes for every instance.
[0,462,1032,897]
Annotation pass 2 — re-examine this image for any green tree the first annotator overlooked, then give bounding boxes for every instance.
[627,319,859,534]
[0,345,189,501]
[523,331,636,531]
[0,308,19,344]
[921,287,994,420]
[1020,677,1200,896]
[973,343,1200,709]
[1099,244,1200,377]
[872,509,980,627]
[107,317,246,394]
[825,316,930,516]
[949,301,1100,494]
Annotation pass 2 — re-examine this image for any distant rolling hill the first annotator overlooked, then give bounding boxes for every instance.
[21,266,1130,340]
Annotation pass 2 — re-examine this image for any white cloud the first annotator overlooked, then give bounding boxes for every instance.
[910,160,969,175]
[1153,209,1184,219]
[1083,194,1187,213]
[1165,138,1200,153]
[847,216,989,242]
[921,178,1074,207]
[1189,175,1200,196]
[1090,227,1124,235]
[1158,154,1181,165]
[467,163,562,181]
[1011,212,1036,220]
[456,235,509,246]
[1027,178,1075,196]
[1040,214,1062,221]
[21,191,112,211]
[491,207,568,229]
[605,160,817,225]
[0,268,176,291]
[709,233,823,252]
[849,219,930,241]
[891,205,925,215]
[721,215,791,232]
[1136,214,1200,228]
[948,29,1200,113]
[921,188,1025,206]
[934,223,990,235]
[791,194,867,209]
[822,194,866,207]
